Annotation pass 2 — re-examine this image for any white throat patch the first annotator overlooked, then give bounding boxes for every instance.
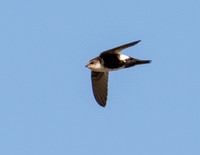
[88,62,105,71]
[93,62,103,70]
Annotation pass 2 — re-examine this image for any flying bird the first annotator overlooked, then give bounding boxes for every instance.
[86,40,151,107]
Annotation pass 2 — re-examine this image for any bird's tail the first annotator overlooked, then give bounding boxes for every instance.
[125,58,151,68]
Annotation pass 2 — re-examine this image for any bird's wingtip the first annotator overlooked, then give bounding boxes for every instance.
[134,40,141,45]
[99,104,106,107]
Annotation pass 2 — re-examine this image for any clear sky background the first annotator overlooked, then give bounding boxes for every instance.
[0,0,200,155]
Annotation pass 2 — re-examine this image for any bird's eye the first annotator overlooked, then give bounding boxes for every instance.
[90,62,94,65]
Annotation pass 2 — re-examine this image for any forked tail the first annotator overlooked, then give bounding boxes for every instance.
[125,58,151,68]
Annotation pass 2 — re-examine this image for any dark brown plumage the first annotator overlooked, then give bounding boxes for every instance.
[86,40,151,107]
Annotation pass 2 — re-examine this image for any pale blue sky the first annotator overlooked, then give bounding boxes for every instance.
[0,0,200,155]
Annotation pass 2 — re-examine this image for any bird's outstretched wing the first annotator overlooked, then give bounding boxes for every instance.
[100,40,141,56]
[91,71,109,107]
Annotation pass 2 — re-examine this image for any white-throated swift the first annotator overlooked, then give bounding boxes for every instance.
[86,40,151,107]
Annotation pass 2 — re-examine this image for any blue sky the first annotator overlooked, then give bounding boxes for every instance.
[0,0,200,154]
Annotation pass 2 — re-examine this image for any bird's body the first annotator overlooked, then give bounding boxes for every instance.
[86,40,151,107]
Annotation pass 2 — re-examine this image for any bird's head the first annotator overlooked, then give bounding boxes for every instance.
[86,58,103,71]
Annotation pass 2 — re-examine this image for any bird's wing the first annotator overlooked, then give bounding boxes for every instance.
[100,40,141,56]
[91,71,109,107]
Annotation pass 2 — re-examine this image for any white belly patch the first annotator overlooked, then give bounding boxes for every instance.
[119,54,129,61]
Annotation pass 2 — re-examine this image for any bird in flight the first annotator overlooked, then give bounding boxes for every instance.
[86,40,151,107]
